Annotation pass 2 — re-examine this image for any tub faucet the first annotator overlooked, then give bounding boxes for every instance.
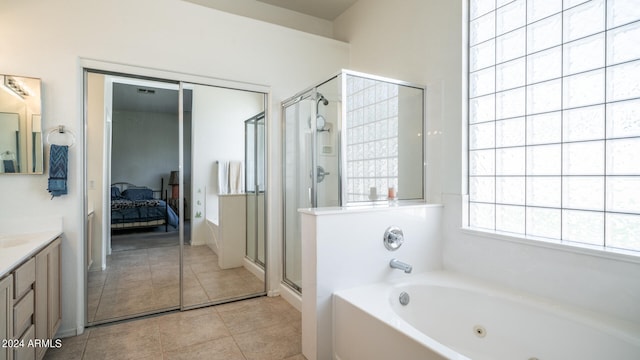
[389,258,412,274]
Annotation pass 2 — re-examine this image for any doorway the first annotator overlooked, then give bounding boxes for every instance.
[84,69,268,325]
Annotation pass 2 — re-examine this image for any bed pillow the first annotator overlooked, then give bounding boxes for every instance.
[110,186,121,199]
[122,187,153,200]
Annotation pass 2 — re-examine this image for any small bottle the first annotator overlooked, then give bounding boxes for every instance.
[388,186,398,205]
[369,187,378,200]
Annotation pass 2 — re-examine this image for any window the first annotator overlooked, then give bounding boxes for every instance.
[468,0,640,253]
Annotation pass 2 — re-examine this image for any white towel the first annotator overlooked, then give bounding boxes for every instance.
[228,161,243,194]
[217,161,229,194]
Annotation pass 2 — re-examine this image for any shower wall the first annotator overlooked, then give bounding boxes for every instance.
[282,71,425,294]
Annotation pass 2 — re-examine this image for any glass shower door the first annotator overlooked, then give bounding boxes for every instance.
[282,84,341,292]
[283,95,314,291]
[315,78,341,208]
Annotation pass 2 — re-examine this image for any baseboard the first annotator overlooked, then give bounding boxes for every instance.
[243,257,264,280]
[278,282,301,312]
[55,326,80,339]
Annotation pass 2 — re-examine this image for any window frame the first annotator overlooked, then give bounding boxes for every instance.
[464,0,640,260]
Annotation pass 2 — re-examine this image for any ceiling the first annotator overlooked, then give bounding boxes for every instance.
[255,0,358,21]
[182,0,358,37]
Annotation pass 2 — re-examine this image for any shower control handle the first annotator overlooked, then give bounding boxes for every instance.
[383,226,404,251]
[316,165,330,183]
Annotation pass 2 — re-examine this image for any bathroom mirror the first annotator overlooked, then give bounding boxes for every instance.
[0,75,43,174]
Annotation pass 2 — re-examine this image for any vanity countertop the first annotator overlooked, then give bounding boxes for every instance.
[0,230,62,278]
[0,216,63,278]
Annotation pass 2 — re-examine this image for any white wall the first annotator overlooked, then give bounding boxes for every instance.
[111,110,179,189]
[0,0,349,336]
[335,0,640,325]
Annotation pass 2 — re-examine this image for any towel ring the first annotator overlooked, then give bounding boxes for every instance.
[46,125,76,148]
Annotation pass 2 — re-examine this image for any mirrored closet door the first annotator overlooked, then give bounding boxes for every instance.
[85,72,182,324]
[181,83,267,308]
[85,70,268,325]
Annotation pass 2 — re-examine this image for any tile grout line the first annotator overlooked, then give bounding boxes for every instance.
[214,307,249,360]
[76,328,90,360]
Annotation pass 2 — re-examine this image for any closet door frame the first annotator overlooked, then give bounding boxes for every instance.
[82,59,271,328]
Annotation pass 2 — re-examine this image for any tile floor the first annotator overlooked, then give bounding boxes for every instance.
[45,296,306,360]
[88,244,264,322]
[182,245,264,307]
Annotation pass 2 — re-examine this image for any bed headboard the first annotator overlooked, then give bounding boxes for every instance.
[110,182,140,193]
[110,182,165,200]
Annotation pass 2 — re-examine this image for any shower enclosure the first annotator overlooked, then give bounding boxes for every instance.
[282,70,426,292]
[245,112,266,268]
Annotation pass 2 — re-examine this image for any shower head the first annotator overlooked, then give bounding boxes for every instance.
[316,93,329,106]
[314,92,330,132]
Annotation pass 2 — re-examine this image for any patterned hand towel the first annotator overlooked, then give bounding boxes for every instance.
[47,144,68,198]
[3,160,15,173]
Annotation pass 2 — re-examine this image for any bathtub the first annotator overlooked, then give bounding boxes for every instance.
[333,272,640,360]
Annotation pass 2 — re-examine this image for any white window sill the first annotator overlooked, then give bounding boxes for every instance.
[460,227,640,265]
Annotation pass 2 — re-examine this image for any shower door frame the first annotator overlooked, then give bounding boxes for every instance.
[245,112,266,269]
[281,75,341,293]
[281,91,314,293]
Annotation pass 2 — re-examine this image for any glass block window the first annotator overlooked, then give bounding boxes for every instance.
[345,75,400,202]
[468,0,640,253]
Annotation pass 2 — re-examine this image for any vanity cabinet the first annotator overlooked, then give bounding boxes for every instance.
[34,238,61,360]
[0,236,61,360]
[12,259,35,360]
[0,275,13,360]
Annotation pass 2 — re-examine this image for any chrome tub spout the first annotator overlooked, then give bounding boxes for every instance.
[390,258,412,274]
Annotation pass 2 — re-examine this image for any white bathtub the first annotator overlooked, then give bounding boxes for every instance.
[333,272,640,360]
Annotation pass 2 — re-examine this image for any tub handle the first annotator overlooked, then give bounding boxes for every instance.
[383,226,404,251]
